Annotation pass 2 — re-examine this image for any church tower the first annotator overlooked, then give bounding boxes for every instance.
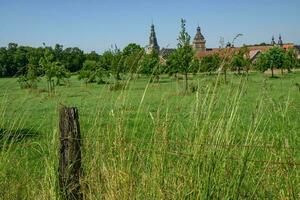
[193,26,206,52]
[146,24,160,54]
[278,34,283,46]
[271,36,276,46]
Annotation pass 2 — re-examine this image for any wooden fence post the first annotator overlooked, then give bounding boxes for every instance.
[59,106,83,200]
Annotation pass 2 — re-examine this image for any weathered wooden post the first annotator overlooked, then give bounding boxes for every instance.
[59,106,83,200]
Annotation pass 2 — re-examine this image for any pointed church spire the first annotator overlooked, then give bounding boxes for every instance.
[278,34,283,46]
[193,25,206,52]
[271,36,276,46]
[147,23,160,54]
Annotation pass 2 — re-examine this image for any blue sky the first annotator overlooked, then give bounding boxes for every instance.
[0,0,299,53]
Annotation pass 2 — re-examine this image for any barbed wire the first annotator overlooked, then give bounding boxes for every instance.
[3,134,300,152]
[2,141,300,168]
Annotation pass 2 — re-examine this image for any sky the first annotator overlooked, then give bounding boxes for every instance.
[0,0,299,53]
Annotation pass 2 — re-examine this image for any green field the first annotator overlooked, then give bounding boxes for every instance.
[1,72,300,199]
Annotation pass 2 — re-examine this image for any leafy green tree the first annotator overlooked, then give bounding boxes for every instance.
[190,58,200,74]
[166,52,180,78]
[39,49,69,94]
[62,47,85,72]
[85,51,100,61]
[79,60,107,85]
[54,44,64,62]
[284,48,298,72]
[255,52,270,73]
[0,47,8,77]
[123,43,143,57]
[105,47,124,81]
[139,51,162,82]
[255,47,286,77]
[17,48,43,89]
[123,43,144,76]
[231,46,250,74]
[200,54,221,73]
[268,46,286,76]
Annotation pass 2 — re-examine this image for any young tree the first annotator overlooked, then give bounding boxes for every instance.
[39,49,69,94]
[100,47,124,82]
[18,48,43,89]
[171,18,194,92]
[111,47,124,81]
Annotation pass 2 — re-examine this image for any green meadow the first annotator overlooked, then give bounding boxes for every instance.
[0,72,300,199]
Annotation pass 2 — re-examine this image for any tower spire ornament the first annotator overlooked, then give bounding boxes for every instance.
[192,25,206,52]
[146,23,160,54]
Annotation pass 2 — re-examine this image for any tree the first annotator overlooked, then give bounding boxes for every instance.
[231,55,246,74]
[0,47,8,77]
[85,51,100,61]
[123,43,143,57]
[255,52,270,73]
[255,47,286,77]
[123,43,144,76]
[171,18,194,92]
[231,46,250,75]
[39,49,70,94]
[107,46,124,81]
[62,47,84,72]
[166,52,180,78]
[284,48,298,72]
[79,60,97,84]
[199,54,221,73]
[268,47,285,76]
[54,44,64,62]
[79,60,107,85]
[139,51,162,82]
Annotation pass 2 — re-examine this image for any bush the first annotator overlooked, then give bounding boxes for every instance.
[109,82,128,91]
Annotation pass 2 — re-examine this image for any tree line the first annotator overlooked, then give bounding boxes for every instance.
[0,19,299,93]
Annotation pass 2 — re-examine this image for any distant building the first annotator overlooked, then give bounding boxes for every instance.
[192,26,206,52]
[278,34,283,46]
[146,24,160,54]
[145,24,297,62]
[271,36,276,46]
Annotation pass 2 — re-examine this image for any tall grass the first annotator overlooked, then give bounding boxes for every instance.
[0,73,299,199]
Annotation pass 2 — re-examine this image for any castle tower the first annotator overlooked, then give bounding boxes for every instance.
[192,26,206,52]
[146,24,160,54]
[271,36,276,46]
[278,35,283,46]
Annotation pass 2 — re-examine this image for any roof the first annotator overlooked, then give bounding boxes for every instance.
[193,26,205,42]
[196,45,274,59]
[249,50,261,61]
[160,48,176,59]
